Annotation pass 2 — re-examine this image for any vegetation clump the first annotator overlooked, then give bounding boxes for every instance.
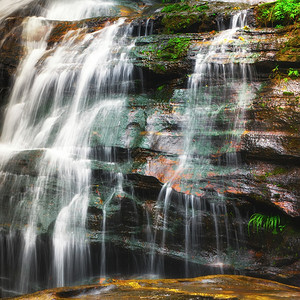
[248,213,286,235]
[161,3,209,13]
[156,37,191,60]
[271,65,300,81]
[255,167,287,181]
[276,31,300,62]
[288,67,299,78]
[257,0,300,27]
[162,14,200,33]
[136,37,191,63]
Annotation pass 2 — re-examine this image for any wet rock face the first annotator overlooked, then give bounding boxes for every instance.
[0,17,24,107]
[242,132,300,162]
[14,275,300,300]
[241,76,300,217]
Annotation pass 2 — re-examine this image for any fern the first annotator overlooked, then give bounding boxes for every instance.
[248,213,286,235]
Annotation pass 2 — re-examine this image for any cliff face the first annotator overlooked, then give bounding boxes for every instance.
[0,0,299,294]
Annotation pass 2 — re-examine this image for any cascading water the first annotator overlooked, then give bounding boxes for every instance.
[149,11,255,276]
[0,0,261,297]
[0,2,134,293]
[45,0,115,21]
[0,0,34,20]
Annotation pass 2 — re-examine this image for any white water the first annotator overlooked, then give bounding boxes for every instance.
[0,0,117,22]
[150,11,253,276]
[0,4,134,290]
[185,10,251,271]
[45,0,115,21]
[0,0,266,23]
[0,0,34,20]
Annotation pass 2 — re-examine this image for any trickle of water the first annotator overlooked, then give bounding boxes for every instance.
[144,19,153,36]
[187,10,252,269]
[100,171,124,277]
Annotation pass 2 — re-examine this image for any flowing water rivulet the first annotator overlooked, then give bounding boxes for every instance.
[148,10,255,277]
[0,0,260,297]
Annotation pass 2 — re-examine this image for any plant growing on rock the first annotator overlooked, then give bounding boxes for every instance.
[270,65,299,82]
[288,68,299,78]
[257,0,300,26]
[248,213,286,235]
[162,14,200,33]
[162,3,209,13]
[274,0,300,23]
[156,37,191,60]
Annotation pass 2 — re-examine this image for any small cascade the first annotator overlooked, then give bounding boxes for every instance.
[100,172,124,277]
[136,18,154,37]
[150,11,255,276]
[144,19,154,36]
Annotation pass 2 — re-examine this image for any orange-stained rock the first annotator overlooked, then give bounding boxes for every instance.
[13,275,300,299]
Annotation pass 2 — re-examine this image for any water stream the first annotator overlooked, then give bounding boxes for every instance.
[149,11,254,276]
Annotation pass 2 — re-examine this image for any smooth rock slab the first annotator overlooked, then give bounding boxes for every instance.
[13,275,300,300]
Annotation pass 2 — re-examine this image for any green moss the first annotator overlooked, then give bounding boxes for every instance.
[135,37,190,63]
[267,167,287,176]
[153,63,166,73]
[255,167,287,181]
[156,37,190,60]
[283,91,295,96]
[279,35,300,61]
[162,14,199,33]
[162,3,190,13]
[161,3,209,13]
[286,35,300,47]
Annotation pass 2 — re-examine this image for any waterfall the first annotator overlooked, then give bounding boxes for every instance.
[150,11,254,276]
[0,8,134,293]
[0,0,262,297]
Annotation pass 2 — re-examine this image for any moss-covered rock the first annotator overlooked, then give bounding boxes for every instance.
[143,1,254,34]
[1,0,300,294]
[132,34,194,76]
[276,27,300,63]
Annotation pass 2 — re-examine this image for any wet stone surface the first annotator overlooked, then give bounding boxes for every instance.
[13,275,300,300]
